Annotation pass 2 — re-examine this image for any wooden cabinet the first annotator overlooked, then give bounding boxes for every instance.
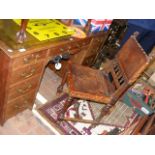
[0,49,48,124]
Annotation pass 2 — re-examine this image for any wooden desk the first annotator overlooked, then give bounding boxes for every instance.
[0,20,107,125]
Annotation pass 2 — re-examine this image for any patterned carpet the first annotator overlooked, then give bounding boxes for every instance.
[38,93,138,135]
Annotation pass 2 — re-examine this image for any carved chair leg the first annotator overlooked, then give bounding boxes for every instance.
[90,101,116,128]
[57,71,68,94]
[57,96,73,121]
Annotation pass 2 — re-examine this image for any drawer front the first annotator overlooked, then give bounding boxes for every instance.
[8,75,40,100]
[63,38,90,51]
[49,39,90,57]
[76,38,91,47]
[5,90,36,120]
[12,50,47,69]
[10,61,44,85]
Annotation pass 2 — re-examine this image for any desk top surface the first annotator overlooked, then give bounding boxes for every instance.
[0,20,106,58]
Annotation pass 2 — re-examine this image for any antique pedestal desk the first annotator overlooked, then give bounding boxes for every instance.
[0,20,107,125]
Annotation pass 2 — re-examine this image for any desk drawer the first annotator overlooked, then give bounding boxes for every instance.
[12,50,47,69]
[74,39,90,48]
[8,75,40,100]
[59,39,90,51]
[10,62,44,85]
[49,39,90,57]
[5,90,36,120]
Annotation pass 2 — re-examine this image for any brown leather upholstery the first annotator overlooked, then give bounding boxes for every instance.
[116,35,149,83]
[67,63,113,103]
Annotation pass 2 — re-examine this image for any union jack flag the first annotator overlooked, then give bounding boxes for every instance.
[73,19,113,32]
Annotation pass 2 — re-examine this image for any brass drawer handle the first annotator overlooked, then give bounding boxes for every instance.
[35,54,41,64]
[23,57,31,64]
[23,54,34,64]
[14,104,28,109]
[17,84,32,94]
[14,99,31,110]
[23,54,41,64]
[60,48,64,52]
[20,68,36,78]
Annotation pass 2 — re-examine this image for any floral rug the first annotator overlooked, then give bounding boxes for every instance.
[38,94,138,135]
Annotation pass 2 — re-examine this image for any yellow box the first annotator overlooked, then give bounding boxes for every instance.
[13,19,75,41]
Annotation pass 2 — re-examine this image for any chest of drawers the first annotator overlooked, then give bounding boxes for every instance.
[0,48,49,124]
